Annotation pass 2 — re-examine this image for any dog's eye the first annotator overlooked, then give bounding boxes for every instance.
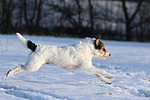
[103,48,106,52]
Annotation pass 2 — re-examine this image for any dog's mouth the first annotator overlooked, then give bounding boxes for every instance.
[102,53,111,59]
[102,56,108,59]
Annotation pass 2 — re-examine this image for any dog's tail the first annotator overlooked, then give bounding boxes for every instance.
[16,32,37,52]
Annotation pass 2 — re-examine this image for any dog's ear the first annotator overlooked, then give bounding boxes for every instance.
[95,39,100,47]
[94,36,103,49]
[95,39,100,49]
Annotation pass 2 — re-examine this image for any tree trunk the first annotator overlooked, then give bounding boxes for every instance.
[1,0,13,34]
[88,0,94,36]
[23,0,29,31]
[126,21,131,41]
[36,0,42,28]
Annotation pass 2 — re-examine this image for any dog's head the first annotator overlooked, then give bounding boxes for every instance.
[94,37,111,59]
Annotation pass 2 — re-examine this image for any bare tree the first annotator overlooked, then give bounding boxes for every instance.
[0,0,150,41]
[36,0,43,29]
[0,0,15,34]
[46,0,88,37]
[88,0,94,35]
[23,0,44,34]
[121,0,143,41]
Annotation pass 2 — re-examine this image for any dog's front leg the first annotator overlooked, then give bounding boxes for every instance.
[82,65,113,84]
[95,69,114,79]
[95,74,112,84]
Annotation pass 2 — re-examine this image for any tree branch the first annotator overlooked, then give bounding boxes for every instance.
[131,17,150,29]
[122,0,129,21]
[130,0,142,21]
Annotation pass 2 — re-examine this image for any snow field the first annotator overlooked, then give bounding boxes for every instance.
[0,34,150,100]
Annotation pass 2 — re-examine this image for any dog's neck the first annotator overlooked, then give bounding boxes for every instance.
[74,39,95,56]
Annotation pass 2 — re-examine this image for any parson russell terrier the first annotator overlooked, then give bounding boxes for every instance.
[6,33,113,84]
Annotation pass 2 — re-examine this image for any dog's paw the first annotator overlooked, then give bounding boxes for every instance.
[6,70,12,77]
[106,81,112,85]
[106,74,114,79]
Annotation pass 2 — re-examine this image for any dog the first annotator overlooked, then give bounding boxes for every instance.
[6,33,113,84]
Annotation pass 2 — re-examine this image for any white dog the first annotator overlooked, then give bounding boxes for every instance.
[6,33,113,84]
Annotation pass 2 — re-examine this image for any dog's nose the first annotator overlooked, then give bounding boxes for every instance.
[109,54,111,56]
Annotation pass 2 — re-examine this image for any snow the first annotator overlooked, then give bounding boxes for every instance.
[0,34,150,100]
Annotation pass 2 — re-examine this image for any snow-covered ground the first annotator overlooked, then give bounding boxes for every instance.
[0,34,150,100]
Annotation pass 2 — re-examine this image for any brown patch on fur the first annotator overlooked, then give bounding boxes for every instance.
[94,39,107,53]
[94,38,104,50]
[98,45,107,55]
[6,70,12,77]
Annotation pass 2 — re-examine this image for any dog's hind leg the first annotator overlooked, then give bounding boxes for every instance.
[6,64,24,77]
[6,60,45,77]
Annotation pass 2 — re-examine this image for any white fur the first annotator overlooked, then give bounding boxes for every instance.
[16,32,28,48]
[7,33,113,84]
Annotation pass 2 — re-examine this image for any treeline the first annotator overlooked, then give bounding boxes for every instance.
[0,0,150,41]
